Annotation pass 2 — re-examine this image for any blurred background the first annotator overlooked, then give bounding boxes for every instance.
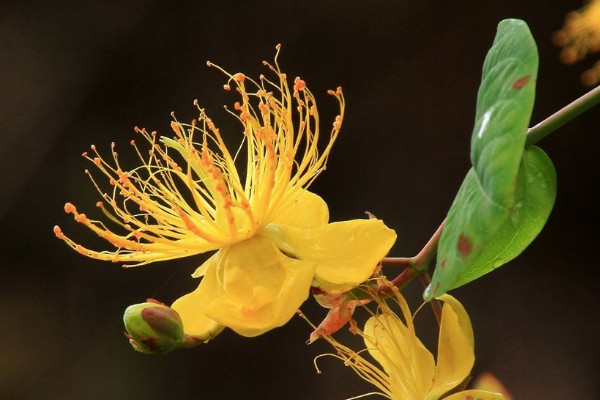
[1,1,598,399]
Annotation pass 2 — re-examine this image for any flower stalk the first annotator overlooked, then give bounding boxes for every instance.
[526,84,600,145]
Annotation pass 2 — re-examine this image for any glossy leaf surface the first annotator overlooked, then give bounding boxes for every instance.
[424,20,556,300]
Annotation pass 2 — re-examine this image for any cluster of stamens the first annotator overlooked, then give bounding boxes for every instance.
[54,45,345,267]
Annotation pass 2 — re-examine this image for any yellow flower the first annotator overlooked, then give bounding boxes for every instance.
[318,284,503,400]
[553,0,600,86]
[54,49,397,340]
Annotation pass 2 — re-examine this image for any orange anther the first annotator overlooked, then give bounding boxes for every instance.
[118,170,129,182]
[96,201,104,208]
[294,77,306,91]
[75,213,88,223]
[82,152,88,157]
[223,84,231,91]
[171,121,181,135]
[64,203,76,214]
[53,225,65,238]
[234,73,245,83]
[333,115,343,130]
[93,157,102,166]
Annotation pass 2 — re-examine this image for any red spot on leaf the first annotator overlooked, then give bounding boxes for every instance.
[440,259,447,270]
[458,234,472,259]
[512,75,530,89]
[465,396,474,400]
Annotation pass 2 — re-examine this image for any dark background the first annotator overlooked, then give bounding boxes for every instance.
[1,1,598,399]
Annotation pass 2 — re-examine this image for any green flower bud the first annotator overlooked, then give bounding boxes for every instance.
[123,299,186,354]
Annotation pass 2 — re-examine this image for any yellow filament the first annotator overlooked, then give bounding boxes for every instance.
[56,49,344,266]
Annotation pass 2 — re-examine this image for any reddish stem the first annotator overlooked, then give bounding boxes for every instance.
[378,219,445,324]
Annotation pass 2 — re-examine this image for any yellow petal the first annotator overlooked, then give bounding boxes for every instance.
[191,253,215,278]
[425,294,475,400]
[442,389,505,400]
[203,236,315,337]
[270,189,329,229]
[364,313,435,400]
[262,218,396,293]
[171,253,225,340]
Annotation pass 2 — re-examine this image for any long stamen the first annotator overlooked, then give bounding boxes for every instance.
[56,50,345,267]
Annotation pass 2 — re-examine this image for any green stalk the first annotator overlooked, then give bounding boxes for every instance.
[526,85,600,146]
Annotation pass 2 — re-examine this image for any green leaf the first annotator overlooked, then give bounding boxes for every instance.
[424,20,554,300]
[471,19,538,207]
[454,147,555,287]
[429,147,556,300]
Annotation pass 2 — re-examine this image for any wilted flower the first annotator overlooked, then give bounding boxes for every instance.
[317,282,504,400]
[55,48,396,341]
[308,287,369,343]
[553,0,600,85]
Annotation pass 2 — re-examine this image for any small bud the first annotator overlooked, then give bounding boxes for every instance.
[123,301,185,354]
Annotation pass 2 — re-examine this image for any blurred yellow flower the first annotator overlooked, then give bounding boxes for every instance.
[318,285,504,400]
[472,372,513,400]
[54,48,396,340]
[553,0,600,86]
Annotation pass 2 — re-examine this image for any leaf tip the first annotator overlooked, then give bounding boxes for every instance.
[423,281,442,302]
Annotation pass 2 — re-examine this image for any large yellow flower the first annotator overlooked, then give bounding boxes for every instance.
[54,50,396,340]
[318,285,504,400]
